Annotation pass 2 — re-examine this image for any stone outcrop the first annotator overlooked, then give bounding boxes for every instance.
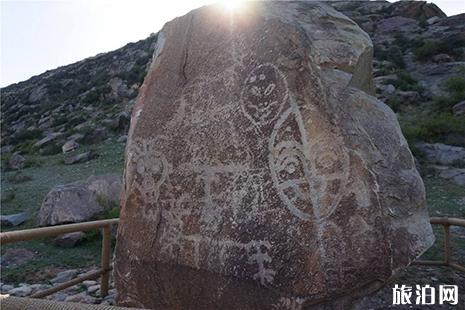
[38,174,121,226]
[416,142,465,166]
[114,2,434,309]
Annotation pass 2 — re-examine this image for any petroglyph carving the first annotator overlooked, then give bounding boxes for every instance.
[126,138,171,205]
[248,241,275,285]
[241,63,288,126]
[269,106,350,222]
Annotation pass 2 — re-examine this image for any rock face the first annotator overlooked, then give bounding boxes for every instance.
[114,2,434,309]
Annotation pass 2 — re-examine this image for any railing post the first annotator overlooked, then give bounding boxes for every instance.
[100,225,111,298]
[443,223,451,265]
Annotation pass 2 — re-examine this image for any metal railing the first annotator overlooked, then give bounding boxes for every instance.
[0,218,119,298]
[414,217,465,273]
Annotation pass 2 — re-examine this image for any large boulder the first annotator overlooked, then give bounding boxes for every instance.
[114,2,434,309]
[38,174,121,226]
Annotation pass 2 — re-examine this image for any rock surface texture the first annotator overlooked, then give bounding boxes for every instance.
[114,2,434,309]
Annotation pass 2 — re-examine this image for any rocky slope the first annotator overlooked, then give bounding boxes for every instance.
[1,34,158,157]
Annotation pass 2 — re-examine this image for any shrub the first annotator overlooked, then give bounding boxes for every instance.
[384,70,423,92]
[401,113,465,146]
[443,76,465,94]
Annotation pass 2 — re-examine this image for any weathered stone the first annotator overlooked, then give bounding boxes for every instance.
[8,285,32,297]
[453,100,465,117]
[38,184,103,226]
[85,174,122,205]
[8,153,25,170]
[432,53,453,63]
[64,150,98,165]
[51,270,78,285]
[1,284,14,293]
[389,1,446,20]
[87,284,100,294]
[0,248,35,267]
[415,142,465,166]
[429,165,465,186]
[38,174,121,226]
[54,232,85,248]
[114,2,433,309]
[62,140,79,153]
[34,132,62,148]
[0,212,28,227]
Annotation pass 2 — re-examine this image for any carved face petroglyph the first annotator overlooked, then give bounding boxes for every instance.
[241,63,288,126]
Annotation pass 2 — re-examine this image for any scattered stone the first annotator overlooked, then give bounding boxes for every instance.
[432,53,453,63]
[85,174,122,205]
[33,132,62,148]
[82,280,98,288]
[54,232,85,248]
[0,248,36,267]
[453,100,465,117]
[62,140,79,153]
[8,153,25,170]
[87,284,100,294]
[117,135,127,143]
[30,283,52,294]
[430,165,465,186]
[51,270,78,285]
[8,285,32,297]
[38,183,103,226]
[114,2,433,309]
[67,133,85,143]
[0,212,28,227]
[416,142,465,166]
[64,292,88,303]
[83,127,109,144]
[64,150,98,165]
[1,285,14,293]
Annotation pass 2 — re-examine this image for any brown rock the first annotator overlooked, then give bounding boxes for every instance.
[54,232,85,248]
[38,183,103,226]
[114,2,433,309]
[64,150,98,165]
[390,1,446,20]
[62,140,79,153]
[8,153,26,170]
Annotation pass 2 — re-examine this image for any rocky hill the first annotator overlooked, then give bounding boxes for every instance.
[1,34,158,156]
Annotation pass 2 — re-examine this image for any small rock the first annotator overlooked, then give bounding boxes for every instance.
[64,292,87,303]
[9,285,32,297]
[0,212,28,227]
[54,232,85,248]
[117,135,127,143]
[64,150,98,165]
[0,248,36,267]
[8,153,25,170]
[67,133,85,143]
[51,270,78,285]
[432,53,453,63]
[82,280,98,288]
[62,140,79,153]
[1,284,14,293]
[30,283,51,294]
[453,101,465,117]
[34,132,62,148]
[87,284,100,294]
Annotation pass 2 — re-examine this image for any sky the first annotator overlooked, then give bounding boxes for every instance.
[1,0,465,87]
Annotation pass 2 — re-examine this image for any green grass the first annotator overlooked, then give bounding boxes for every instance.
[419,176,465,264]
[1,138,125,228]
[1,138,124,284]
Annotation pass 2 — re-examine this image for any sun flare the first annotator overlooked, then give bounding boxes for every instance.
[219,0,245,12]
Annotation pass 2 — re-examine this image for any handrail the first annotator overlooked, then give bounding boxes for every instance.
[0,218,119,244]
[0,218,119,298]
[414,217,465,273]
